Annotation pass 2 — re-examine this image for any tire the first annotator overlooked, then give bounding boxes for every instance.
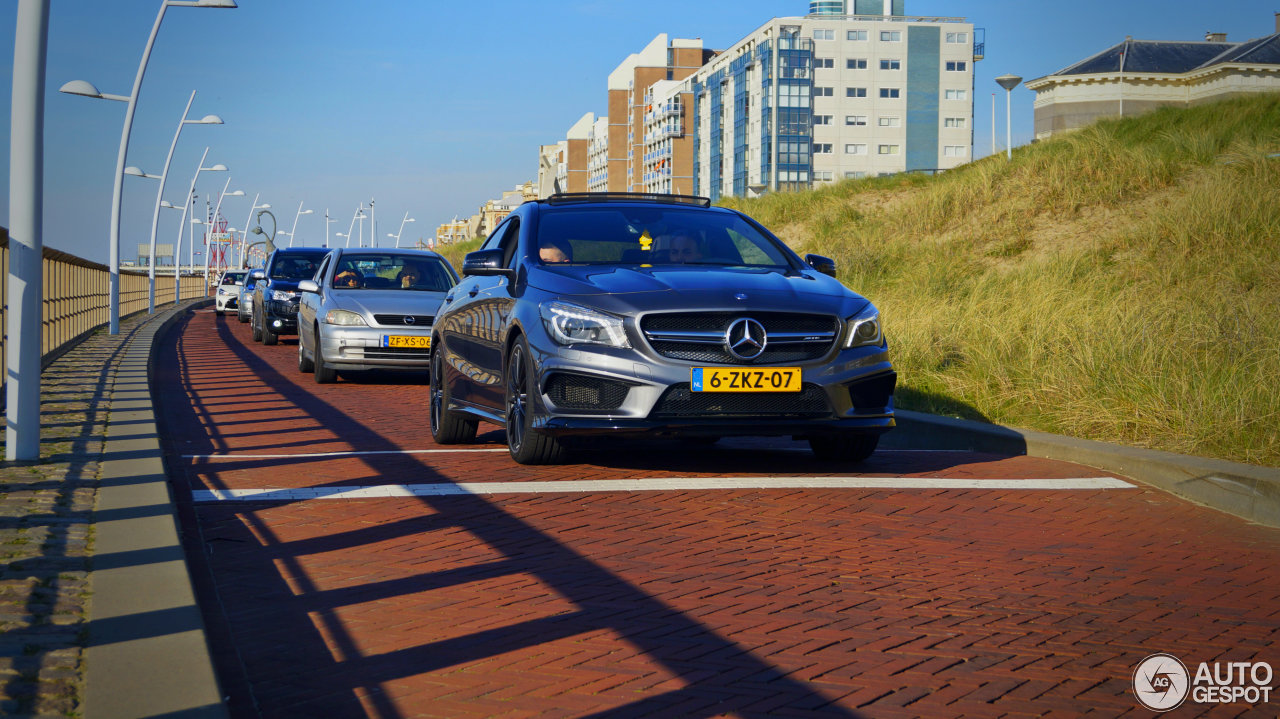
[237,309,249,323]
[297,329,314,373]
[215,307,224,317]
[262,321,278,346]
[313,331,337,384]
[250,308,263,342]
[809,433,879,463]
[504,337,566,465]
[430,348,477,444]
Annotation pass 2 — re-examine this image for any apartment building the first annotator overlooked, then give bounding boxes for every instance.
[682,6,976,200]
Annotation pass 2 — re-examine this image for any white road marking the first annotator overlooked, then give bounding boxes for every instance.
[183,449,508,459]
[192,476,1133,502]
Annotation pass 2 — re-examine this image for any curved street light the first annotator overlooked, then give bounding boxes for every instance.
[290,202,313,247]
[248,208,278,262]
[324,209,337,248]
[171,148,226,306]
[240,196,269,267]
[390,212,416,248]
[58,0,238,334]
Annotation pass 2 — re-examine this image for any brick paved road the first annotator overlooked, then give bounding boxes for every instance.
[154,309,1280,718]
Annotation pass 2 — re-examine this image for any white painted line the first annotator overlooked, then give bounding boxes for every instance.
[192,476,1134,502]
[182,448,509,460]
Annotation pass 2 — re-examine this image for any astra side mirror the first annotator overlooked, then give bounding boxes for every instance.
[462,248,515,278]
[805,253,837,278]
[297,280,320,294]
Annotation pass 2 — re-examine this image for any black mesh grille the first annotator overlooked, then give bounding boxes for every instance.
[374,314,434,326]
[641,312,838,365]
[545,374,631,411]
[650,383,831,418]
[266,300,298,315]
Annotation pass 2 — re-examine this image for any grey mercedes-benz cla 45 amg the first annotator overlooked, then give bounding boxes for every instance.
[431,193,895,465]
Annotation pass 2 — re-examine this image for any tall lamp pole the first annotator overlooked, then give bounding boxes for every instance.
[995,74,1022,161]
[391,213,415,248]
[289,201,313,247]
[325,209,336,247]
[7,0,50,461]
[58,0,237,335]
[171,149,226,304]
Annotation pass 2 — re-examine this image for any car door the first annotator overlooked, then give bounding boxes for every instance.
[298,252,332,350]
[441,218,520,412]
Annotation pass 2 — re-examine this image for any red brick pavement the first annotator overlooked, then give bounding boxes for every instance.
[153,309,1280,718]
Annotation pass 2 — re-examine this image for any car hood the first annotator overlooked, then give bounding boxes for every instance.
[529,264,855,300]
[330,289,449,318]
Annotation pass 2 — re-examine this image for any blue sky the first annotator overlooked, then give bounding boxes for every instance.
[1,1,1275,264]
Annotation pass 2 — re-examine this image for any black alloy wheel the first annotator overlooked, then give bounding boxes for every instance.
[504,338,565,464]
[430,348,477,443]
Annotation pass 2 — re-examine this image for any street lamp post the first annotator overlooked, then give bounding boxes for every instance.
[205,178,242,291]
[289,201,313,247]
[995,74,1022,161]
[344,206,365,248]
[391,212,416,248]
[58,0,237,334]
[138,90,221,313]
[247,208,278,261]
[241,195,269,268]
[171,148,226,305]
[324,209,336,248]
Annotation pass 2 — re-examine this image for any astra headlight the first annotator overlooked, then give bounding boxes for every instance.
[324,309,367,326]
[844,305,883,348]
[540,301,630,348]
[271,289,298,301]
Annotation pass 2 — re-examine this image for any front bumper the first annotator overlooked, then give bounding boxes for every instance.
[215,293,238,310]
[320,324,433,370]
[263,299,301,333]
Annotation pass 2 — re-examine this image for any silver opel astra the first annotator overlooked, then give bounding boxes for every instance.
[297,248,458,383]
[431,193,895,465]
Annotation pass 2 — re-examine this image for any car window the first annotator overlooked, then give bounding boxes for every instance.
[269,253,327,280]
[533,206,792,267]
[330,253,456,291]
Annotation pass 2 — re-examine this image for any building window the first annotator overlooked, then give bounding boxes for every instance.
[847,30,868,41]
[944,145,967,157]
[814,114,833,125]
[846,171,868,179]
[878,144,900,155]
[945,32,969,43]
[814,86,834,97]
[813,29,834,40]
[946,61,968,72]
[813,143,833,154]
[879,88,900,99]
[944,117,966,128]
[846,87,868,98]
[879,59,901,70]
[878,116,901,127]
[845,143,867,154]
[880,30,901,42]
[814,57,834,69]
[945,89,968,100]
[846,115,868,126]
[847,58,867,69]
[815,171,833,181]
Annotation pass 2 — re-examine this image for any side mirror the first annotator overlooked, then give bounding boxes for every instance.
[234,281,244,287]
[298,279,320,294]
[462,249,515,278]
[250,269,266,280]
[805,253,837,278]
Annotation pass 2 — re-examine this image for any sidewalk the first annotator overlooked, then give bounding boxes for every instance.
[0,300,223,718]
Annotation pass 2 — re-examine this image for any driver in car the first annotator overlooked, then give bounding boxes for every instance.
[396,263,422,288]
[334,269,361,288]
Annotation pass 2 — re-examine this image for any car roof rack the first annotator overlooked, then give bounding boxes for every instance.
[545,192,711,208]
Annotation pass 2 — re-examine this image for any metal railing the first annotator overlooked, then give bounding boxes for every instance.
[1,229,207,372]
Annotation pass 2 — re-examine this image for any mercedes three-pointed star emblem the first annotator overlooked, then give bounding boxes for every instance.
[724,317,767,360]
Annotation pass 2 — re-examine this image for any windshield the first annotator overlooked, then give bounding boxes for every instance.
[269,253,327,280]
[330,253,456,291]
[533,206,793,268]
[220,272,246,286]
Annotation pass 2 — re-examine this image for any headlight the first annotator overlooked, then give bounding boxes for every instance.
[540,301,630,348]
[844,305,883,348]
[271,289,297,301]
[324,309,367,326]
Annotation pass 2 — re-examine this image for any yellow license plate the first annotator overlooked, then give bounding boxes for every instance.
[691,367,801,392]
[382,335,431,349]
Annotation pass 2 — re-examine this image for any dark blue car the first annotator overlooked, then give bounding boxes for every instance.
[250,247,329,345]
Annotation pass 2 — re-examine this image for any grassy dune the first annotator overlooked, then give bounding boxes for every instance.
[721,94,1280,466]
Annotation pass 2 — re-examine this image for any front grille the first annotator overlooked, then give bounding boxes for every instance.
[374,314,434,326]
[545,373,631,411]
[641,311,838,365]
[266,300,298,315]
[649,383,831,419]
[347,346,431,361]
